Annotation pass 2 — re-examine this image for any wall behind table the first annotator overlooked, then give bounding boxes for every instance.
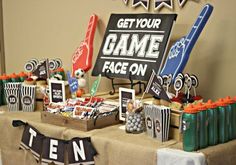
[2,0,236,100]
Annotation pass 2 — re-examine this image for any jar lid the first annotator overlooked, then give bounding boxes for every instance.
[18,71,28,77]
[184,104,198,114]
[216,98,227,107]
[56,67,64,72]
[196,102,207,111]
[9,73,18,79]
[1,74,9,80]
[205,100,217,109]
[224,96,234,104]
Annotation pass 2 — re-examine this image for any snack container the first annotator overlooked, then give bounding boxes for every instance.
[126,111,145,134]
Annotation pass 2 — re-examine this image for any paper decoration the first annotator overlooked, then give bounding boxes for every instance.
[41,137,65,165]
[123,0,128,4]
[122,0,190,10]
[178,0,188,7]
[67,71,79,93]
[90,74,101,97]
[72,14,98,76]
[20,124,44,161]
[144,105,171,142]
[12,120,97,165]
[32,59,49,80]
[49,80,66,103]
[154,0,173,10]
[132,0,149,10]
[119,88,135,121]
[145,70,170,102]
[21,85,36,112]
[92,13,177,81]
[160,4,213,80]
[68,137,97,165]
[4,82,22,111]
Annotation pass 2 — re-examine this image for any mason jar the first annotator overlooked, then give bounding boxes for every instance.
[125,111,145,134]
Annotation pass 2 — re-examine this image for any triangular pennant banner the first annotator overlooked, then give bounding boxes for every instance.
[41,137,65,165]
[32,59,49,80]
[178,0,187,7]
[20,124,44,161]
[145,70,170,102]
[90,74,101,97]
[154,0,173,10]
[132,0,149,10]
[68,137,97,165]
[123,0,128,4]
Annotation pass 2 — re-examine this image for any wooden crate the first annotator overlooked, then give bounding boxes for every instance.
[41,111,120,131]
[169,109,183,142]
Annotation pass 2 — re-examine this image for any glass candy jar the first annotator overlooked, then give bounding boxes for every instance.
[125,111,145,134]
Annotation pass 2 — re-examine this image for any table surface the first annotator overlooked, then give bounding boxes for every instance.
[0,106,236,165]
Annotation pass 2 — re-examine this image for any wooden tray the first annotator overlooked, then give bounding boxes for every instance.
[41,111,120,131]
[169,109,183,141]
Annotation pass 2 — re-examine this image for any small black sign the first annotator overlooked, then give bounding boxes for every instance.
[119,88,135,121]
[92,13,177,81]
[49,80,66,103]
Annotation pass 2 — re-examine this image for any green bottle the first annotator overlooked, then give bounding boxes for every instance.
[182,105,199,152]
[224,96,235,140]
[217,99,229,143]
[1,74,11,105]
[0,76,3,105]
[206,100,218,146]
[56,67,65,80]
[10,73,21,82]
[233,97,236,139]
[17,72,28,82]
[197,102,208,149]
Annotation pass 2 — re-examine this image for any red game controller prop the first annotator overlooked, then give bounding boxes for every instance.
[72,14,98,76]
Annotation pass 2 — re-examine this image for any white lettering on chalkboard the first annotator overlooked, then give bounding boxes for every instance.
[102,34,163,58]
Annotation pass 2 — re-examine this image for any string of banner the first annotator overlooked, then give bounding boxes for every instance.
[123,0,188,10]
[12,120,97,165]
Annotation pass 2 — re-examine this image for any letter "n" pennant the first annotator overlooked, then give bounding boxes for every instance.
[68,137,97,165]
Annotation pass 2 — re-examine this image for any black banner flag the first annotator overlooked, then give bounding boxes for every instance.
[145,70,170,102]
[20,124,44,161]
[32,59,49,80]
[132,0,149,10]
[41,137,65,165]
[154,0,173,10]
[178,0,187,7]
[68,137,97,165]
[92,14,177,81]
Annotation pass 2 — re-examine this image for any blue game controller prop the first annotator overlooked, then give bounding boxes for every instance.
[160,4,213,80]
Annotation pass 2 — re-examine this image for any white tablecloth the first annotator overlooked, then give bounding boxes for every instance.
[157,148,206,165]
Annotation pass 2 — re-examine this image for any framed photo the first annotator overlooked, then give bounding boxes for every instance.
[119,88,135,121]
[49,80,66,103]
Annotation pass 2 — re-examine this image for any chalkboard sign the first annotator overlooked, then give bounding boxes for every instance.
[49,80,66,103]
[92,13,177,81]
[119,88,135,121]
